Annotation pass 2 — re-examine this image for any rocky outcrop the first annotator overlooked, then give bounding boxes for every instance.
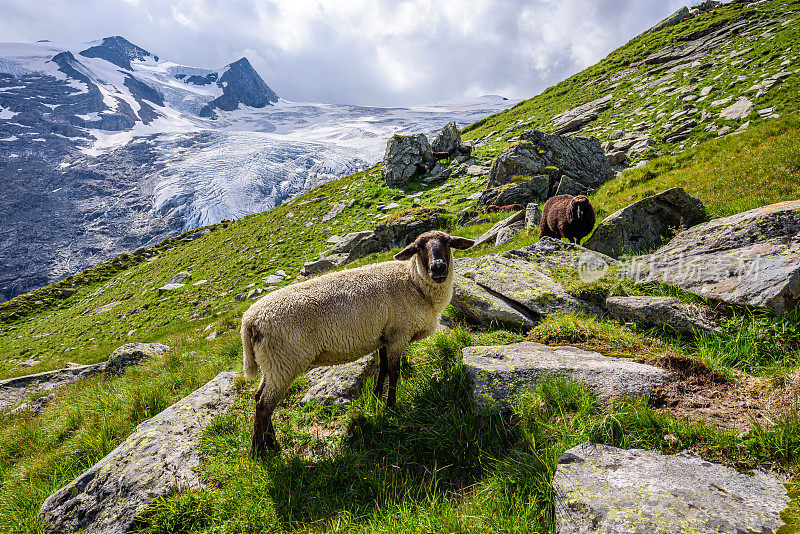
[1,343,173,415]
[198,58,279,118]
[381,134,435,187]
[473,210,526,247]
[488,130,614,198]
[463,342,673,412]
[551,94,612,135]
[479,175,551,206]
[300,208,449,278]
[521,237,618,281]
[584,188,706,257]
[554,443,789,533]
[607,296,722,334]
[431,121,461,154]
[39,372,238,534]
[451,253,595,328]
[301,353,378,406]
[625,200,800,314]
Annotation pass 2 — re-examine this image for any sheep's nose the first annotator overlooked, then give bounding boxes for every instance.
[430,260,448,276]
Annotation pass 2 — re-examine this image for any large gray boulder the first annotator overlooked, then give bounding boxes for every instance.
[372,207,449,248]
[452,254,595,325]
[451,273,536,329]
[584,188,706,257]
[462,342,673,412]
[520,237,618,281]
[626,200,800,314]
[478,175,551,206]
[301,353,377,406]
[39,372,239,534]
[381,133,434,187]
[430,121,461,154]
[554,443,789,533]
[607,296,722,334]
[488,130,614,193]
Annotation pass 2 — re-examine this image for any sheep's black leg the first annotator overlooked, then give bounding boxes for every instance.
[373,347,388,398]
[386,353,401,408]
[250,382,285,458]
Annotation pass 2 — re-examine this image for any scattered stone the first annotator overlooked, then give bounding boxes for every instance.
[0,363,105,413]
[301,353,378,405]
[466,164,491,176]
[380,202,401,211]
[300,255,345,277]
[496,221,525,246]
[551,94,613,135]
[479,175,550,207]
[607,296,722,334]
[554,443,789,534]
[524,203,541,229]
[191,279,208,286]
[584,188,706,257]
[321,200,347,222]
[430,121,461,154]
[463,342,673,412]
[8,393,54,417]
[103,343,172,380]
[39,372,238,534]
[719,97,753,120]
[488,130,614,195]
[626,200,800,314]
[168,271,191,284]
[473,210,526,247]
[157,283,185,292]
[381,133,434,187]
[262,271,286,284]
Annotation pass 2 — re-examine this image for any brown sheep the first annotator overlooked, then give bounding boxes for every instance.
[540,194,595,244]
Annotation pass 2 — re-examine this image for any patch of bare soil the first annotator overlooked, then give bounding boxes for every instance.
[644,355,800,429]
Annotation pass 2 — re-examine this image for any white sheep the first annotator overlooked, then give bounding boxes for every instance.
[241,230,475,456]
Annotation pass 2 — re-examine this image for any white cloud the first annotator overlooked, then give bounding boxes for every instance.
[0,0,688,105]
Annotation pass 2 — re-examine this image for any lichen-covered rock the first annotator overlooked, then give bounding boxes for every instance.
[301,354,377,405]
[103,343,172,379]
[520,237,618,280]
[584,187,706,257]
[453,254,595,321]
[488,130,614,192]
[719,97,753,121]
[463,342,673,412]
[39,372,239,534]
[524,202,541,229]
[479,175,551,206]
[430,121,461,154]
[0,364,104,412]
[626,200,800,314]
[554,443,789,533]
[373,207,449,248]
[381,133,434,187]
[551,94,613,135]
[451,273,535,329]
[495,221,524,246]
[473,210,526,247]
[168,271,191,284]
[607,296,722,334]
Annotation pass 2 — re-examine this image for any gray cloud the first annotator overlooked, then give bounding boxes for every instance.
[1,0,688,106]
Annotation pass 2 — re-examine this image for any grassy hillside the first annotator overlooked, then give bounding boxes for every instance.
[2,1,800,532]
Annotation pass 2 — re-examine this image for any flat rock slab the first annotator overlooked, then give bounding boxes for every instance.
[554,443,789,533]
[301,353,378,406]
[626,200,800,314]
[607,296,722,334]
[39,371,238,534]
[452,272,535,329]
[520,237,618,280]
[462,342,673,412]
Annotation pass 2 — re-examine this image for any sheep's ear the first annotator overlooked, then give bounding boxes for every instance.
[394,243,418,260]
[449,237,475,250]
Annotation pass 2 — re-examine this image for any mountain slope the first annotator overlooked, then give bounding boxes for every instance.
[2,1,800,532]
[0,37,514,301]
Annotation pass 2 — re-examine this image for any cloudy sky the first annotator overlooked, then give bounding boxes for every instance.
[2,0,689,106]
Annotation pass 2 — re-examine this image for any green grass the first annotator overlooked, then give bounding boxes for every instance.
[2,0,800,531]
[131,329,800,534]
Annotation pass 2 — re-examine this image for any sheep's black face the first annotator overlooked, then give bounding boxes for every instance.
[394,231,476,284]
[570,195,592,222]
